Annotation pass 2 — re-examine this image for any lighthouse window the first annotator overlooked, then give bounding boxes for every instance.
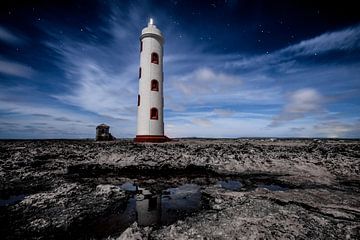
[150,108,158,120]
[139,67,141,78]
[151,52,159,64]
[151,79,159,91]
[140,41,143,52]
[137,95,140,106]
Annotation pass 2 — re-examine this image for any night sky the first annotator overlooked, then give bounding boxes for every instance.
[0,0,359,138]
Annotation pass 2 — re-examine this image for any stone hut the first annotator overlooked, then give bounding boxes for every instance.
[96,124,115,141]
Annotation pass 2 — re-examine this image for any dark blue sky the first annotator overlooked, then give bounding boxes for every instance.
[0,0,359,138]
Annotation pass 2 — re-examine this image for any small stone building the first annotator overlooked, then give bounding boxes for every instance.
[96,124,115,141]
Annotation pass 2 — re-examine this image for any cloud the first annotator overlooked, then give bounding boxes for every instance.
[280,24,360,56]
[0,58,34,78]
[290,127,305,132]
[31,113,52,118]
[0,26,25,45]
[164,24,360,130]
[313,120,360,138]
[53,61,137,120]
[54,117,73,122]
[0,85,107,138]
[172,67,242,96]
[212,108,235,117]
[270,88,325,127]
[43,2,146,122]
[193,68,239,84]
[164,25,360,137]
[166,117,295,138]
[191,118,213,127]
[227,24,360,70]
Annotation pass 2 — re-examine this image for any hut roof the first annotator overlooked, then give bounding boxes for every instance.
[96,123,110,129]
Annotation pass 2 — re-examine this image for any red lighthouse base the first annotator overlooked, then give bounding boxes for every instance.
[134,135,171,143]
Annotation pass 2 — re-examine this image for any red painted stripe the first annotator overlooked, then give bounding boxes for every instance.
[134,135,170,143]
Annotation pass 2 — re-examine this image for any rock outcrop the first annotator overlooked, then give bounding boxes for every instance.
[0,139,359,239]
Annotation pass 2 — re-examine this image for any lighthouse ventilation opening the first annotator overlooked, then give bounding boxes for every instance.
[151,52,159,64]
[151,79,159,91]
[150,108,158,120]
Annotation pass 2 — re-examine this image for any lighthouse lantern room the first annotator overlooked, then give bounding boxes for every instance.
[134,19,169,143]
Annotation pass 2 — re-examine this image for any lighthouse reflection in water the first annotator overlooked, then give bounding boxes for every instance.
[120,183,202,226]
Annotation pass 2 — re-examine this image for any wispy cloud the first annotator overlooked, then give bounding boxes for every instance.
[0,58,34,78]
[0,85,117,138]
[212,108,235,117]
[0,26,25,45]
[227,24,360,70]
[191,118,213,127]
[53,61,137,120]
[281,24,360,56]
[43,2,145,123]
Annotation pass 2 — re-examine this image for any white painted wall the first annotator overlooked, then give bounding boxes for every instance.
[136,21,164,136]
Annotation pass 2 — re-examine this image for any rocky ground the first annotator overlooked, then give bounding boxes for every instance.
[0,138,359,239]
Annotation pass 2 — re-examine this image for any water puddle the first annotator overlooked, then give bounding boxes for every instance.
[0,194,26,207]
[90,183,205,238]
[217,180,243,191]
[216,178,289,192]
[120,183,203,226]
[91,179,289,238]
[120,182,137,192]
[161,184,202,225]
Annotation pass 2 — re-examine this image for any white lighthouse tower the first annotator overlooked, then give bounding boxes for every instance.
[135,19,169,143]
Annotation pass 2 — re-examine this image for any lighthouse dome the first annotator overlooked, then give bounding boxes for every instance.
[140,19,164,43]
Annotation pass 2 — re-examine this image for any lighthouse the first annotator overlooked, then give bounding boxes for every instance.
[134,19,169,143]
